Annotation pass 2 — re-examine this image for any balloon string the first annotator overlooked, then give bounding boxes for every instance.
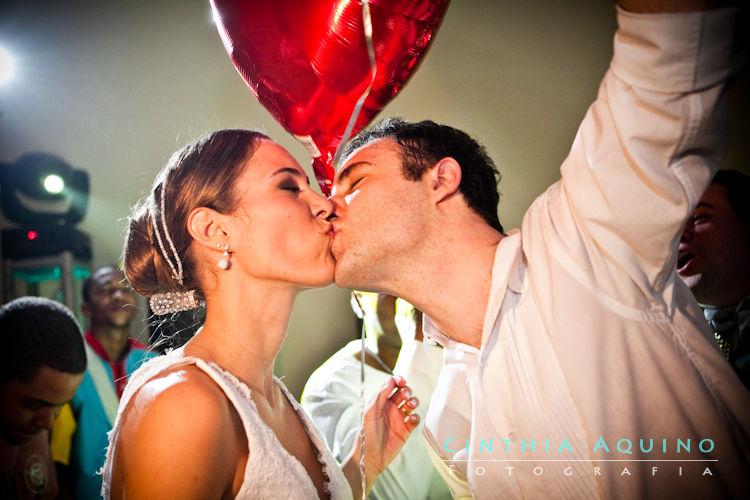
[347,4,376,494]
[333,0,377,171]
[358,300,367,500]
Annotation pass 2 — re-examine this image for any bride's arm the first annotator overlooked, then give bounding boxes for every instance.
[108,368,244,499]
[340,375,420,498]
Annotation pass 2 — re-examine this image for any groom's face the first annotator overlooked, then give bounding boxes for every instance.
[329,138,430,291]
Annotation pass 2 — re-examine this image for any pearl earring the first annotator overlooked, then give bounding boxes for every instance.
[217,244,230,270]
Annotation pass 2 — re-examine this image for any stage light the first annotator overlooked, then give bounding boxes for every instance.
[0,153,89,225]
[0,45,13,85]
[1,154,92,314]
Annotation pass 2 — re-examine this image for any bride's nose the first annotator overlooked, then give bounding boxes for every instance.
[311,193,335,220]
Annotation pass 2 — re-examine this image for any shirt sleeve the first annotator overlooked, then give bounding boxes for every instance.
[393,338,444,409]
[540,6,739,302]
[300,361,363,463]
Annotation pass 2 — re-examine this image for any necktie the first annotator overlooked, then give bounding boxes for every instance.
[704,297,750,362]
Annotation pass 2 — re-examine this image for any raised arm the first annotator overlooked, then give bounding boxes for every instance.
[530,2,740,303]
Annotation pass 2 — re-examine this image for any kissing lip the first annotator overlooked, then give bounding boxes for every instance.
[328,228,341,260]
[319,219,334,236]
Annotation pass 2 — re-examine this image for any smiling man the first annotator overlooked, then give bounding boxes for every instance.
[63,265,156,499]
[0,297,86,500]
[328,1,750,498]
[678,169,750,387]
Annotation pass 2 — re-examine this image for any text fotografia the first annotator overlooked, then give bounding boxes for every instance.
[443,437,718,478]
[442,437,716,455]
[446,463,717,478]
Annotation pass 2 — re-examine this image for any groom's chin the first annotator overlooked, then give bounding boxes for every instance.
[333,261,359,290]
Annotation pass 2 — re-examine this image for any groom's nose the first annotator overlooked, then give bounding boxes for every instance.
[326,194,342,221]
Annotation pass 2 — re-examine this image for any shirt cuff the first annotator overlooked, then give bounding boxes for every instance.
[394,338,443,403]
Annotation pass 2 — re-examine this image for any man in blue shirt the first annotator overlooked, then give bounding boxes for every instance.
[65,265,156,499]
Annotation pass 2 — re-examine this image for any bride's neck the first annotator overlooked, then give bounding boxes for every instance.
[185,282,298,398]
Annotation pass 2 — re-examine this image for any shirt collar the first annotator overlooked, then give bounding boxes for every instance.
[703,295,750,331]
[84,329,146,362]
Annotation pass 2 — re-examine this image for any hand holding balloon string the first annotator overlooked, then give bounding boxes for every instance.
[343,375,420,498]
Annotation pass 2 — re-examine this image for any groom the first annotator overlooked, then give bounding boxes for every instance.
[327,0,750,498]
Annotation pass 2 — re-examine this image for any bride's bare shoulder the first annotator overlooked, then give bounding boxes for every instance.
[111,365,243,498]
[126,364,229,422]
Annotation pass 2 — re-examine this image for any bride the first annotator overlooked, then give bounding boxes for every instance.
[101,129,419,499]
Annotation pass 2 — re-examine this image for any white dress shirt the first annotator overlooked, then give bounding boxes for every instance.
[423,6,750,499]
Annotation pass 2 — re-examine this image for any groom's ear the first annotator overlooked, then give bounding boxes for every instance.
[428,157,462,203]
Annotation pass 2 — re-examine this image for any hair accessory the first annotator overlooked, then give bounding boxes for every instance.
[217,244,230,270]
[149,290,203,315]
[152,181,184,285]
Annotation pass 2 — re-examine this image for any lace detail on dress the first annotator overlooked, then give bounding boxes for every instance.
[206,360,337,498]
[100,347,352,499]
[276,379,335,498]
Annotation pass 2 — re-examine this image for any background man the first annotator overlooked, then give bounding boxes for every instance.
[328,1,749,498]
[63,265,156,499]
[302,292,449,499]
[678,169,750,387]
[0,297,86,500]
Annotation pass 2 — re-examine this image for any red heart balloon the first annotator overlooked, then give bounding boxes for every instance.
[211,0,450,195]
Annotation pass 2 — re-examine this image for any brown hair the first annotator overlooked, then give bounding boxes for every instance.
[339,118,503,233]
[123,129,268,299]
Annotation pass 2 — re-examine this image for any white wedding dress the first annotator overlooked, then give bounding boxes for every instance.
[101,347,352,499]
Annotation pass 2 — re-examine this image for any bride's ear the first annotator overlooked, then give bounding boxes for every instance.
[187,207,229,251]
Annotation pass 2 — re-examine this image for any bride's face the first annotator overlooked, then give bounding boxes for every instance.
[228,139,335,288]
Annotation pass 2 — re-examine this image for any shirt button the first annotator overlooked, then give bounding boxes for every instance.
[508,432,517,442]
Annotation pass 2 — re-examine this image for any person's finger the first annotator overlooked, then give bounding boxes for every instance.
[404,412,420,427]
[380,376,401,400]
[371,376,406,416]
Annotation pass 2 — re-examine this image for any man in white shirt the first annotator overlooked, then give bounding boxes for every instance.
[327,1,750,498]
[302,293,450,499]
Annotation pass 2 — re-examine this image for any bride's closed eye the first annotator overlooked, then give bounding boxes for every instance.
[279,181,301,193]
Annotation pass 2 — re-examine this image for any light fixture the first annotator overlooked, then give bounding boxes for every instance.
[0,153,89,225]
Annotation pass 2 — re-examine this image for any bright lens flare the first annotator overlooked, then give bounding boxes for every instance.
[43,174,65,194]
[0,46,14,85]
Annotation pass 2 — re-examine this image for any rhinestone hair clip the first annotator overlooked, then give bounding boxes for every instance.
[149,179,203,315]
[149,290,204,315]
[152,181,184,285]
